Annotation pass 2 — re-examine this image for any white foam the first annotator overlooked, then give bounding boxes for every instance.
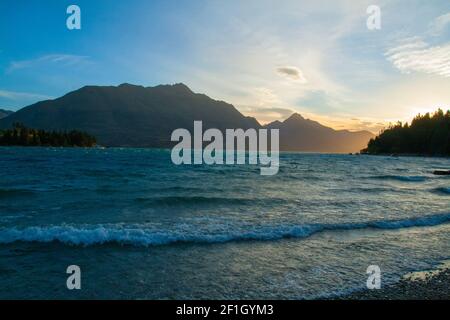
[0,212,449,247]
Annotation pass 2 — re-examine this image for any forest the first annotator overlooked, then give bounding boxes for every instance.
[362,109,450,156]
[0,123,96,147]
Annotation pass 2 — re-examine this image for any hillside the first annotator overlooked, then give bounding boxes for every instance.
[362,109,450,155]
[0,84,373,152]
[265,113,374,153]
[0,83,259,147]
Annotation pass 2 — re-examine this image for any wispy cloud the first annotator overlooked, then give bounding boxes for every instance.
[0,89,54,101]
[385,38,450,78]
[276,66,307,83]
[7,54,90,73]
[297,112,387,134]
[347,118,386,134]
[239,105,294,124]
[429,12,450,36]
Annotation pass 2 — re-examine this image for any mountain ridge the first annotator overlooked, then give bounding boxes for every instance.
[265,112,373,152]
[0,84,373,152]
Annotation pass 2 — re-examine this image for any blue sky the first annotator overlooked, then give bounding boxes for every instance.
[1,0,450,132]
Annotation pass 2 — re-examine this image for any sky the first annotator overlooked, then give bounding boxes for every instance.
[1,0,450,133]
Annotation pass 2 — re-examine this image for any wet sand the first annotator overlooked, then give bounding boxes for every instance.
[342,265,450,300]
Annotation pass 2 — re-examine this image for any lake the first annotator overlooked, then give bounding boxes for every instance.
[0,147,449,299]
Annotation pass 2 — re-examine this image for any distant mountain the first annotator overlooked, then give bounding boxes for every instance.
[265,113,374,153]
[0,83,259,147]
[0,84,373,152]
[0,109,13,119]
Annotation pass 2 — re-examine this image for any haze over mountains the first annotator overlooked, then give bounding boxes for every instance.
[265,113,374,153]
[0,83,374,152]
[0,109,14,119]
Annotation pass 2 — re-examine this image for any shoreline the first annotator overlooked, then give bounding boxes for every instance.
[1,145,450,158]
[339,262,450,300]
[361,152,450,159]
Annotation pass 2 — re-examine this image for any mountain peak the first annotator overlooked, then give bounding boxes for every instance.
[0,83,258,147]
[285,113,305,122]
[151,83,193,94]
[269,120,283,126]
[0,84,374,152]
[172,82,189,88]
[118,83,143,89]
[169,83,193,93]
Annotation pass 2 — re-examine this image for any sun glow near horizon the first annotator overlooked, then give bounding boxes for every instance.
[1,0,450,133]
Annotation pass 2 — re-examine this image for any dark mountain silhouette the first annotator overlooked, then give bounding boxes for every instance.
[0,83,373,151]
[0,83,259,147]
[0,109,13,119]
[265,113,374,153]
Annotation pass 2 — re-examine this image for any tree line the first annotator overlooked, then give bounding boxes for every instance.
[0,123,97,147]
[362,109,450,156]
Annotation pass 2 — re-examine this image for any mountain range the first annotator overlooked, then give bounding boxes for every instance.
[0,83,374,152]
[266,113,374,152]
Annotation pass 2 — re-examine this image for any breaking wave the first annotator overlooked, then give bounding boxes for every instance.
[0,212,449,247]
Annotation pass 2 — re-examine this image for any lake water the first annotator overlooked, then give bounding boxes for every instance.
[0,147,449,299]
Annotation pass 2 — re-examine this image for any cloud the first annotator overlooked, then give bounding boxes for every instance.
[385,37,428,54]
[348,118,386,133]
[7,54,90,73]
[252,87,281,106]
[429,12,450,36]
[0,89,53,101]
[298,111,386,134]
[385,38,450,78]
[239,105,295,124]
[276,66,307,83]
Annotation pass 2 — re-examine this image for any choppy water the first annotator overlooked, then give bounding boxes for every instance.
[0,147,449,299]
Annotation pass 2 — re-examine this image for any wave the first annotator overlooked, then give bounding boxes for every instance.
[1,212,449,247]
[134,196,287,206]
[134,195,254,206]
[332,186,410,194]
[372,175,428,182]
[434,187,450,195]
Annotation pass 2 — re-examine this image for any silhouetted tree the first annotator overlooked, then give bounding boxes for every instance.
[0,123,96,147]
[362,109,450,156]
